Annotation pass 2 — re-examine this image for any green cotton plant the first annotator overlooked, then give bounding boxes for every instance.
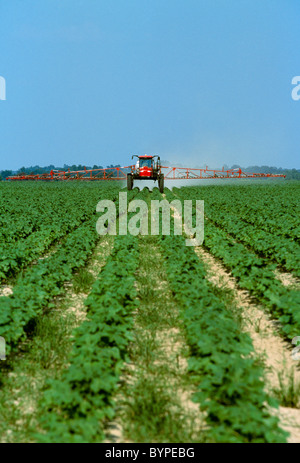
[201,221,300,338]
[0,185,124,356]
[0,225,82,281]
[36,235,139,443]
[158,231,287,443]
[172,186,300,340]
[151,187,288,443]
[200,206,299,277]
[179,183,299,243]
[0,182,123,281]
[0,219,98,351]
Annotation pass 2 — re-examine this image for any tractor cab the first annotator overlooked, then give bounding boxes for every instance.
[136,155,155,178]
[127,154,164,192]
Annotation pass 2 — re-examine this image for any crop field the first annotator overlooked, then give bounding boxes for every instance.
[0,180,299,443]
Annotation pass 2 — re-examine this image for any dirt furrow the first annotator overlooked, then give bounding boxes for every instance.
[274,269,300,289]
[0,285,13,297]
[106,235,206,443]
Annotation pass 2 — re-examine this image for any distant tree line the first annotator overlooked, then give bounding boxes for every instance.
[0,164,122,180]
[0,163,299,180]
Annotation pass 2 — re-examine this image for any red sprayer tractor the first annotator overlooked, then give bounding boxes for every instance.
[127,155,164,192]
[6,155,286,185]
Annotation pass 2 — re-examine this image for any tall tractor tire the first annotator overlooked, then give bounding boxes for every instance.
[158,174,164,193]
[127,174,133,190]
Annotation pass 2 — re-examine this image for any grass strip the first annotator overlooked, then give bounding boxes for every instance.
[118,189,204,443]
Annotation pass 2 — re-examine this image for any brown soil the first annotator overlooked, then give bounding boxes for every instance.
[0,286,13,297]
[63,236,114,322]
[274,269,300,289]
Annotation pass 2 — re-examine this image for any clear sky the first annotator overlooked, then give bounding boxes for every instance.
[0,0,299,170]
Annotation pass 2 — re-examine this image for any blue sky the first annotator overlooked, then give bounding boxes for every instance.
[0,0,299,170]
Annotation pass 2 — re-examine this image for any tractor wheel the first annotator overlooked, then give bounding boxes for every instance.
[127,174,133,190]
[158,174,164,193]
